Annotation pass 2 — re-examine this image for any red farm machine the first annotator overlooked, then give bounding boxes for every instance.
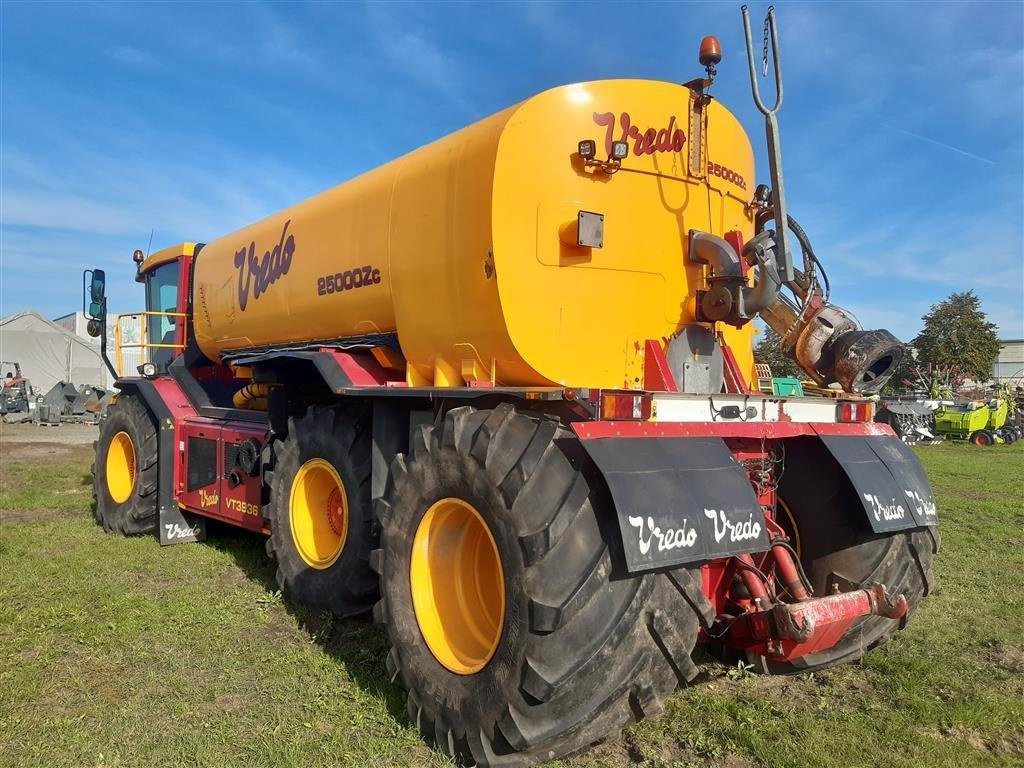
[84,8,937,766]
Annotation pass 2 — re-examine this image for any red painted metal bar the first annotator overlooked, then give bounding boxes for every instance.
[318,348,403,386]
[719,334,754,393]
[724,583,908,660]
[643,339,678,392]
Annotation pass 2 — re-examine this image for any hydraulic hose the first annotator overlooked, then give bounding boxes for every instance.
[232,382,273,411]
[755,209,831,303]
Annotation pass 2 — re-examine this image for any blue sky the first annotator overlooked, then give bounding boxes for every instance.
[2,1,1022,342]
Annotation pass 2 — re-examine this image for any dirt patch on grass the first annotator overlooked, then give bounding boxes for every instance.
[255,615,304,644]
[920,724,1024,756]
[579,732,753,768]
[950,489,1018,503]
[0,422,99,446]
[979,641,1024,674]
[0,441,95,465]
[213,692,251,713]
[1,506,83,523]
[707,666,825,708]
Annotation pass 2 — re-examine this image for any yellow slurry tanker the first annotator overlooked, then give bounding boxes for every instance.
[84,8,937,766]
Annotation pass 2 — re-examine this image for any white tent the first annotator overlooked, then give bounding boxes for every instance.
[0,311,110,392]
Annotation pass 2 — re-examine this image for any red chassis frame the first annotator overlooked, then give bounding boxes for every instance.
[145,345,906,664]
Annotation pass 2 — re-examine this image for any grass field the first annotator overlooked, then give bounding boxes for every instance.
[1,433,1022,768]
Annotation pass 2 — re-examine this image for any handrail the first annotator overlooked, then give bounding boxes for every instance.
[114,311,188,375]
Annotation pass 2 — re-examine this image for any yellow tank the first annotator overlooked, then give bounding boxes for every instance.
[192,79,757,389]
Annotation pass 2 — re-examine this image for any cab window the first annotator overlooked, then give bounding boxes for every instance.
[145,262,180,363]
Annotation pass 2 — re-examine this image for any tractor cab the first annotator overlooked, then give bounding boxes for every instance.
[132,244,195,369]
[84,243,196,378]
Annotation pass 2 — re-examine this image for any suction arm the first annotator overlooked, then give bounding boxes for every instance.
[741,5,795,285]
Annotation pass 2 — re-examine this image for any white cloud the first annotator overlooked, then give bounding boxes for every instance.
[365,5,478,118]
[106,45,160,69]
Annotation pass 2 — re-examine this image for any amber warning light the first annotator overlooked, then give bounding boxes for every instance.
[699,35,722,81]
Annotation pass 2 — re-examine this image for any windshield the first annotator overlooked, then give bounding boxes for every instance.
[144,262,180,361]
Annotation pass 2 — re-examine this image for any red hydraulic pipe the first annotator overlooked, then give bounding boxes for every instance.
[735,553,771,604]
[771,541,811,601]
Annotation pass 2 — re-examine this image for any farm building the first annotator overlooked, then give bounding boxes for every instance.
[992,339,1024,385]
[0,310,110,392]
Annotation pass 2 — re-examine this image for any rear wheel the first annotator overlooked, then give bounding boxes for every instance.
[970,430,995,446]
[737,444,938,674]
[373,404,711,767]
[265,405,377,616]
[92,393,158,535]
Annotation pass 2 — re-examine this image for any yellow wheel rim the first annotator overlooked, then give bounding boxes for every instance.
[106,431,136,504]
[410,498,505,675]
[289,459,348,569]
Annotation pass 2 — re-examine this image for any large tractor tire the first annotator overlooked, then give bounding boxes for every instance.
[736,446,939,675]
[92,393,159,535]
[265,405,377,617]
[373,404,711,768]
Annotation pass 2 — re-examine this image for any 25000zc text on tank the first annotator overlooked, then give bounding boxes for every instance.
[84,8,937,767]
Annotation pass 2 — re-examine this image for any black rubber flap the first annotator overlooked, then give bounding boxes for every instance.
[819,435,938,532]
[159,506,207,545]
[579,436,769,572]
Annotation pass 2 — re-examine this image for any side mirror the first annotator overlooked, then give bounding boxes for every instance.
[86,318,102,338]
[83,269,107,321]
[90,269,106,303]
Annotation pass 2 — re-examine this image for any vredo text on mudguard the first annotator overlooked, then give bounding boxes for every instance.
[572,433,770,572]
[572,426,937,574]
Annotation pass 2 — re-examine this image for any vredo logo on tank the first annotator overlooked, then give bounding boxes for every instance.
[593,111,686,157]
[590,110,748,190]
[234,219,295,311]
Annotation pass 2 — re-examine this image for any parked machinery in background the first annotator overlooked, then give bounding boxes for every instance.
[0,362,34,418]
[933,398,1018,446]
[875,400,939,444]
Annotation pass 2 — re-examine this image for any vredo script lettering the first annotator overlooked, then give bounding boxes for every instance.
[628,515,698,556]
[862,493,906,522]
[593,111,686,158]
[704,508,762,544]
[234,219,296,311]
[905,489,937,519]
[164,522,201,540]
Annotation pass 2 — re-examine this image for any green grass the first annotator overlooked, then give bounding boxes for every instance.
[1,440,1022,768]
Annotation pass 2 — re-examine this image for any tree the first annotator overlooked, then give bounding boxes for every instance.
[881,348,918,395]
[912,291,1000,383]
[753,325,802,378]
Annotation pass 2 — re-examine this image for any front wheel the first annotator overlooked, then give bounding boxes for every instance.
[373,405,710,767]
[92,393,158,535]
[265,405,377,616]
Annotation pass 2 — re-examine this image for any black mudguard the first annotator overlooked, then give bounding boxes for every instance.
[576,431,937,575]
[578,436,770,573]
[818,434,938,532]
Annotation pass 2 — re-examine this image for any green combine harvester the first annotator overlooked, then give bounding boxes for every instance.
[934,399,1018,446]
